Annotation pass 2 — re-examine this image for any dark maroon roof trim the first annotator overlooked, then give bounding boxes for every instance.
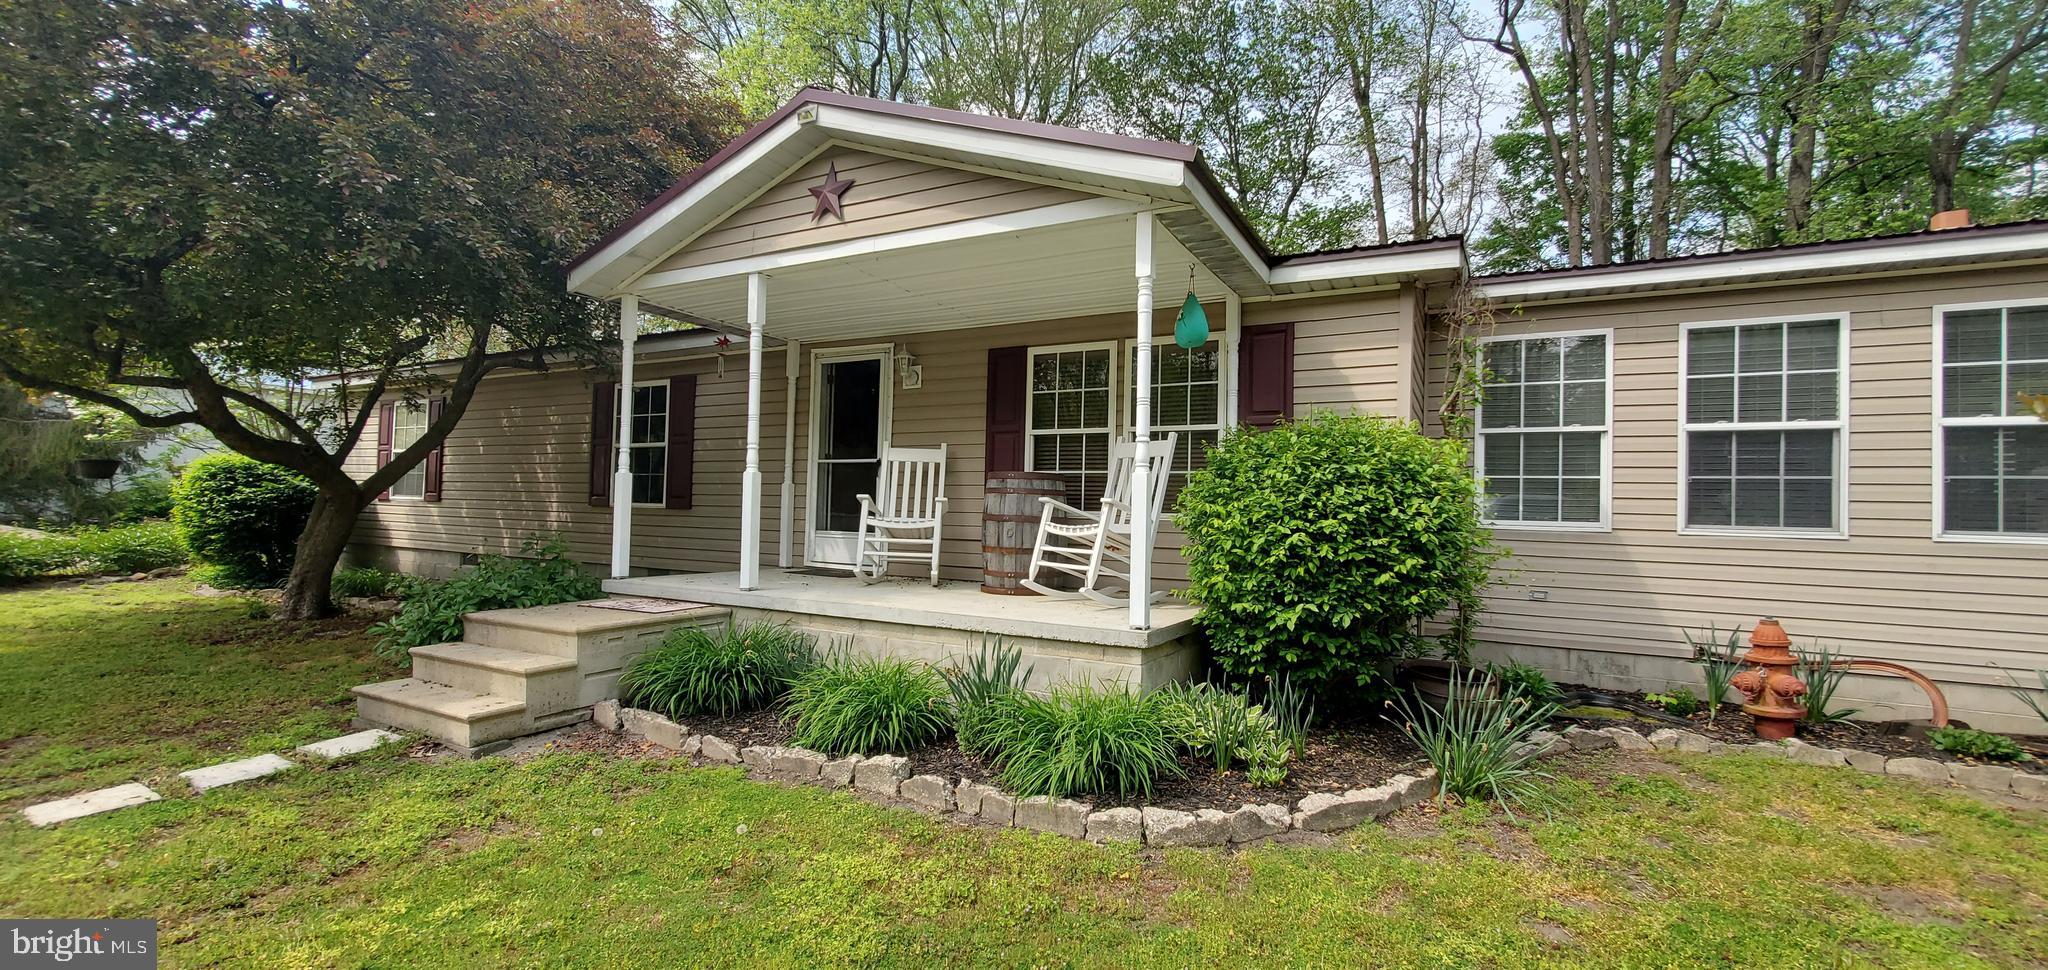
[1272,235,1466,266]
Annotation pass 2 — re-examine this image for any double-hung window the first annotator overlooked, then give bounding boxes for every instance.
[627,381,669,506]
[1476,331,1611,528]
[1680,316,1846,534]
[388,402,429,499]
[1127,337,1223,489]
[1936,301,2048,539]
[1028,342,1117,509]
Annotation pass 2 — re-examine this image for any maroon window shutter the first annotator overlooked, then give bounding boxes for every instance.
[665,374,697,510]
[1239,323,1295,429]
[589,381,615,507]
[986,346,1027,472]
[375,402,395,502]
[423,398,446,503]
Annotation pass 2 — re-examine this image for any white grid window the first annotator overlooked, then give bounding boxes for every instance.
[1681,318,1846,533]
[388,403,428,499]
[1127,338,1222,485]
[1028,343,1117,509]
[1938,302,2048,539]
[1477,332,1610,527]
[628,381,668,506]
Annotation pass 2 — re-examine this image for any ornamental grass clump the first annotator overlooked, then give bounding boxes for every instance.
[783,656,952,755]
[1390,669,1560,814]
[617,621,816,719]
[939,639,1034,750]
[1177,412,1497,696]
[972,684,1183,799]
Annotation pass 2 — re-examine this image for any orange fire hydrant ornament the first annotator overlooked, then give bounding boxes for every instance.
[1730,617,1808,740]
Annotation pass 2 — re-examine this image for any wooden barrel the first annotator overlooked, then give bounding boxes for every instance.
[982,471,1069,594]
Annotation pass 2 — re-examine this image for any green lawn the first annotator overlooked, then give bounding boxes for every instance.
[3,581,2045,968]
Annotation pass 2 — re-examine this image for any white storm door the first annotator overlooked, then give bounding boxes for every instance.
[805,348,893,567]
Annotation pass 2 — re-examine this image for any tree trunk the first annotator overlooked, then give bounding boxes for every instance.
[1648,0,1687,258]
[279,488,364,620]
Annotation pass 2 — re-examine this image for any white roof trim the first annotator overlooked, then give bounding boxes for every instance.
[811,103,1187,190]
[1475,226,2048,301]
[1269,245,1468,287]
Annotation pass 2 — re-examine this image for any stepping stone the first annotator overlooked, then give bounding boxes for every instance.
[22,783,161,827]
[295,729,402,760]
[180,753,296,793]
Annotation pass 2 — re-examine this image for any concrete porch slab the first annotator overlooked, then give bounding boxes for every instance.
[22,783,161,827]
[180,753,295,793]
[603,570,1197,650]
[296,729,403,760]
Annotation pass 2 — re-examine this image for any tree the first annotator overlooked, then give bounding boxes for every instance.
[0,0,736,618]
[924,0,1127,124]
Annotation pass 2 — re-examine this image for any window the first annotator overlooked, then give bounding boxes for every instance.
[388,403,428,499]
[1476,332,1610,527]
[1680,317,1846,534]
[1127,337,1223,485]
[628,381,668,506]
[1028,343,1116,509]
[1937,302,2048,539]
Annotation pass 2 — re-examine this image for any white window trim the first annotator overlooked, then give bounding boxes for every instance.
[627,378,670,509]
[387,401,429,501]
[1676,313,1851,540]
[1474,328,1615,533]
[1120,333,1223,474]
[1931,297,2048,545]
[1024,340,1122,498]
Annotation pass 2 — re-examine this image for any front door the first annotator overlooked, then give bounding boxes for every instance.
[806,348,892,567]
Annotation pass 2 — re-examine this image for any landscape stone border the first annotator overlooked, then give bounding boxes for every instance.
[600,701,2047,846]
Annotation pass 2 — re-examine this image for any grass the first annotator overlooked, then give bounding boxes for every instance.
[4,580,2048,967]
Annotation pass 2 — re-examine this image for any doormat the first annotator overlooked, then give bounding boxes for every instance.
[579,597,712,614]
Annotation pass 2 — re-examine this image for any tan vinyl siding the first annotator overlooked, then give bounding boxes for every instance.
[1423,264,2048,699]
[650,150,1091,273]
[1256,289,1410,419]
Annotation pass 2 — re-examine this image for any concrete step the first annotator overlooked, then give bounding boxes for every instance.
[351,678,530,752]
[410,642,581,716]
[463,601,731,706]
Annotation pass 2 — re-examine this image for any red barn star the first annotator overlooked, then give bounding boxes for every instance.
[808,162,855,222]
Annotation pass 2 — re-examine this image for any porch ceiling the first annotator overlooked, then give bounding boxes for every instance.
[632,213,1236,342]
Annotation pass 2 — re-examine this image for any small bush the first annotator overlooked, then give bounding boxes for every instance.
[940,639,1034,750]
[973,685,1183,799]
[1154,681,1290,783]
[71,521,187,573]
[1929,726,2028,762]
[0,530,82,580]
[112,474,175,523]
[1796,640,1862,724]
[1684,624,1744,723]
[171,453,316,588]
[617,622,817,718]
[369,535,603,661]
[332,566,404,599]
[1645,687,1699,717]
[1177,412,1497,694]
[1490,661,1559,701]
[1390,669,1560,814]
[784,656,951,754]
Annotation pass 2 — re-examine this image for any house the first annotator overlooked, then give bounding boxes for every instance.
[341,89,2048,746]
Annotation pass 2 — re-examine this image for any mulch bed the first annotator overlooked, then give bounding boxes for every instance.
[674,705,1427,812]
[1553,683,2048,774]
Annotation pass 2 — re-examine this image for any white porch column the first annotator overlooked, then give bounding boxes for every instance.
[1129,214,1155,630]
[609,294,638,579]
[740,273,766,590]
[778,339,800,568]
[1223,291,1243,428]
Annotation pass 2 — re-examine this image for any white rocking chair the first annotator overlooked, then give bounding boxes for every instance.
[851,443,949,586]
[1020,433,1177,606]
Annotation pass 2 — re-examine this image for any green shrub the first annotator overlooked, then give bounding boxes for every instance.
[1645,688,1700,717]
[1929,726,2028,762]
[0,529,82,580]
[617,621,817,718]
[784,656,952,754]
[369,535,604,661]
[1684,624,1744,723]
[112,474,175,523]
[1390,669,1560,814]
[332,566,404,599]
[71,521,186,573]
[171,453,316,588]
[1489,661,1559,701]
[1154,681,1290,783]
[1177,412,1497,694]
[972,685,1183,799]
[940,639,1034,750]
[1796,640,1862,724]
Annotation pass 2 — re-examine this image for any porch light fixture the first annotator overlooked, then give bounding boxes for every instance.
[893,346,923,389]
[1173,266,1210,348]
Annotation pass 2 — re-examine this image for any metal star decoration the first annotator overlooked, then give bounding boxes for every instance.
[808,162,855,222]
